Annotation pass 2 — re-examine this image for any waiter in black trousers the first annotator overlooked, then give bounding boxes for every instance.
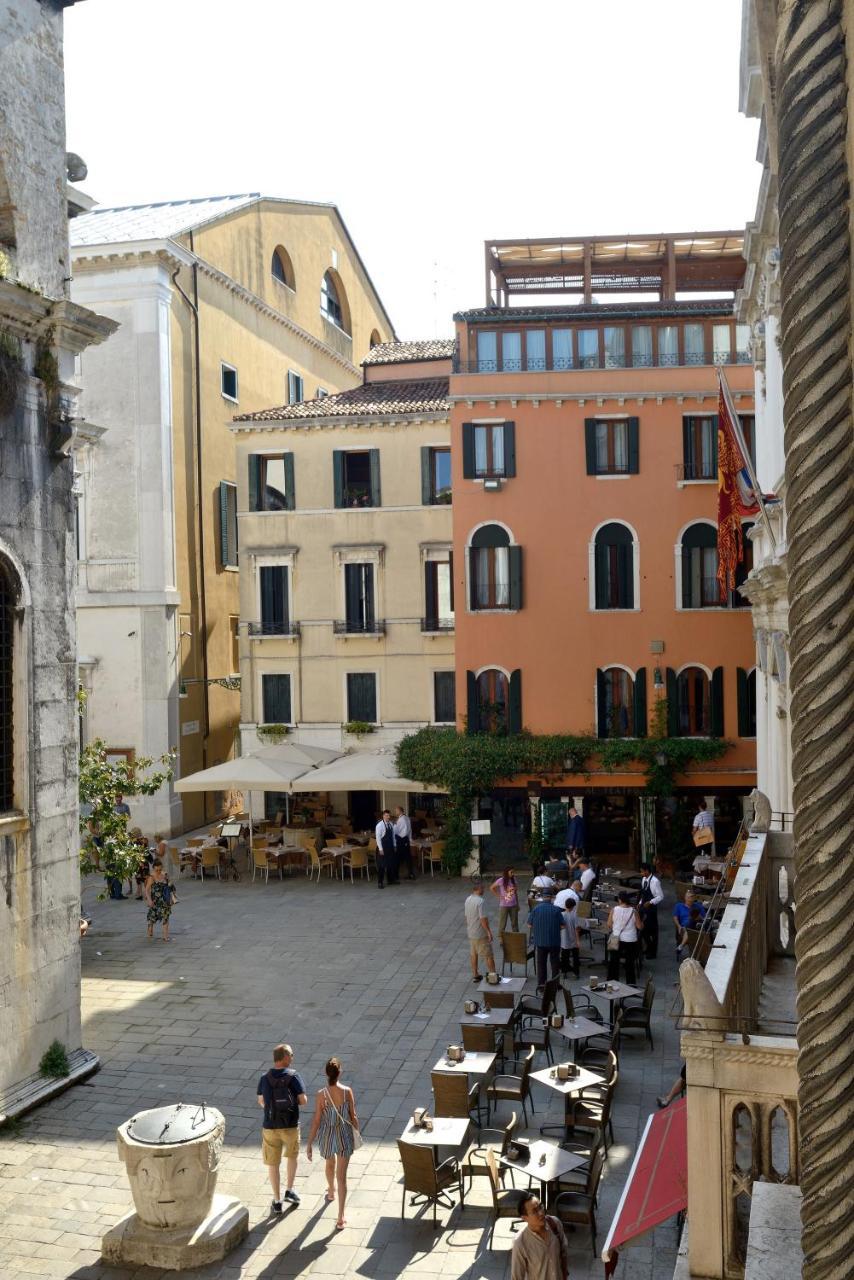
[394,806,415,880]
[375,809,397,887]
[637,861,664,959]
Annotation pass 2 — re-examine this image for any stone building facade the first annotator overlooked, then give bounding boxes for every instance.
[0,0,115,1105]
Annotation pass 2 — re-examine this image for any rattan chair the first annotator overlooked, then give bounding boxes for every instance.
[397,1140,464,1228]
[512,1014,554,1066]
[461,1113,517,1195]
[580,1014,622,1068]
[565,1077,617,1151]
[620,981,655,1049]
[431,1070,483,1125]
[501,931,531,976]
[553,1146,606,1257]
[561,983,604,1024]
[422,840,445,877]
[486,1045,535,1126]
[199,847,220,881]
[486,1150,522,1247]
[462,1021,503,1069]
[483,989,515,1011]
[517,976,560,1022]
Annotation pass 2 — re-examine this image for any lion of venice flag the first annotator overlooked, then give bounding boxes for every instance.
[717,370,760,601]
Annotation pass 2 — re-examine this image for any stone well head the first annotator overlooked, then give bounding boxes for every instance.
[116,1104,224,1230]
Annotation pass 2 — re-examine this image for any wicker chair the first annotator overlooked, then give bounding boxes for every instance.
[483,988,515,1011]
[620,981,655,1049]
[501,931,532,976]
[553,1146,607,1257]
[308,845,336,881]
[517,976,560,1022]
[460,1112,517,1194]
[462,1021,503,1070]
[199,848,220,881]
[561,983,604,1024]
[580,1014,622,1068]
[486,1150,522,1247]
[397,1140,463,1228]
[512,1014,554,1066]
[422,840,445,877]
[565,1077,617,1151]
[486,1045,535,1126]
[431,1071,483,1125]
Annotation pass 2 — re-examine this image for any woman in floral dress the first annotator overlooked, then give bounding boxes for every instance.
[144,859,177,942]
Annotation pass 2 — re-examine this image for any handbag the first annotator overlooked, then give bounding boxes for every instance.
[607,909,633,952]
[325,1087,362,1150]
[693,826,714,848]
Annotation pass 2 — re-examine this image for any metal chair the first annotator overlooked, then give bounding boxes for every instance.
[553,1146,607,1257]
[431,1070,483,1125]
[486,1045,536,1126]
[486,1150,522,1247]
[565,1076,617,1151]
[422,840,445,877]
[620,981,655,1049]
[512,1014,554,1066]
[199,848,220,881]
[501,930,532,975]
[461,1113,517,1195]
[561,983,603,1024]
[397,1140,464,1228]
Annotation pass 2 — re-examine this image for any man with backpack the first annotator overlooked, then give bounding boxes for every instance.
[257,1043,308,1213]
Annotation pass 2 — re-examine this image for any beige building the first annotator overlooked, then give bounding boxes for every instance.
[69,195,394,832]
[231,340,454,826]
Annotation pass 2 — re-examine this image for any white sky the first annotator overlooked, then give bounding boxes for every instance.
[64,0,761,339]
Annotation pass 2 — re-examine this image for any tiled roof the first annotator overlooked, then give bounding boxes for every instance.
[233,377,450,424]
[69,194,263,246]
[454,300,736,322]
[362,339,455,366]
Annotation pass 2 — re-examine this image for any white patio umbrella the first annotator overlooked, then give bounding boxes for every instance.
[289,748,444,796]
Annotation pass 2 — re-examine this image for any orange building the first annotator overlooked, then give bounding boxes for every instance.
[450,232,757,862]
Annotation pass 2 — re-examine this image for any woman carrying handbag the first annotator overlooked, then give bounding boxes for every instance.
[606,891,643,985]
[306,1057,361,1230]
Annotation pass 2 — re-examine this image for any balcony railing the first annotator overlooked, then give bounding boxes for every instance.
[333,618,386,636]
[247,621,301,637]
[455,349,752,374]
[421,616,455,633]
[676,461,717,482]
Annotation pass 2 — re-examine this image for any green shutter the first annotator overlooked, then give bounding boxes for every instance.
[627,417,640,474]
[617,541,634,608]
[218,481,231,568]
[585,419,597,475]
[682,543,693,608]
[333,450,344,508]
[711,667,724,736]
[503,422,516,477]
[283,453,295,510]
[466,670,480,734]
[682,418,692,477]
[633,668,647,738]
[508,545,523,610]
[248,454,261,512]
[594,541,608,609]
[666,668,679,736]
[737,667,749,736]
[469,549,478,611]
[369,448,381,507]
[462,423,475,479]
[509,669,522,734]
[421,446,432,504]
[596,669,607,739]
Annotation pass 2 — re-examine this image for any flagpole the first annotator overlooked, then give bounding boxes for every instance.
[718,368,778,553]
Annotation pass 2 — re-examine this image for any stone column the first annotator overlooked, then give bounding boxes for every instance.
[775,2,854,1275]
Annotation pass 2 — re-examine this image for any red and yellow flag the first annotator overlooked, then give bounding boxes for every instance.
[717,372,760,600]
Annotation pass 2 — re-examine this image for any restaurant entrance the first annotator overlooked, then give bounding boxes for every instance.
[350,789,379,833]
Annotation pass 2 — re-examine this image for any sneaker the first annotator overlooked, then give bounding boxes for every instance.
[271,1199,283,1214]
[284,1188,300,1205]
[472,974,482,983]
[656,1097,669,1109]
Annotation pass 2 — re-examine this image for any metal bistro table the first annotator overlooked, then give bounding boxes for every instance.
[400,1117,470,1149]
[432,1051,496,1078]
[499,1138,588,1205]
[581,979,643,1028]
[549,1015,604,1059]
[460,1007,515,1030]
[476,976,527,995]
[531,1063,605,1141]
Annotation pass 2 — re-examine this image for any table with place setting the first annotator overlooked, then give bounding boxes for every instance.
[459,1006,515,1030]
[399,1115,470,1150]
[531,1062,606,1141]
[499,1137,588,1202]
[476,975,527,995]
[581,978,643,1027]
[431,1051,496,1078]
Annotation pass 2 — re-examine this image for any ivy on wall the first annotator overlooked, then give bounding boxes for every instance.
[396,718,728,875]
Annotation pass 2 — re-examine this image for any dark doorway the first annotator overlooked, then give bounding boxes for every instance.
[350,790,380,833]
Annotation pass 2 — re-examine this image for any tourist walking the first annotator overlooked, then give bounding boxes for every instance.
[375,809,397,888]
[566,803,586,858]
[637,860,664,959]
[490,867,519,934]
[606,890,642,986]
[143,859,177,942]
[393,806,415,880]
[692,799,715,856]
[306,1056,360,1231]
[510,1190,570,1280]
[257,1043,308,1214]
[465,876,496,981]
[528,886,564,986]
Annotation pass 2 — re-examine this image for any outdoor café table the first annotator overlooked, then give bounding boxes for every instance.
[499,1138,587,1204]
[476,975,527,995]
[432,1051,496,1078]
[581,979,643,1027]
[460,1007,514,1030]
[531,1063,606,1141]
[549,1014,604,1058]
[400,1116,470,1150]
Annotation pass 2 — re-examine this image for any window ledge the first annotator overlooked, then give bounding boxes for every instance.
[221,393,239,405]
[0,813,30,837]
[590,607,641,613]
[594,473,632,480]
[677,479,716,487]
[222,564,240,573]
[468,608,521,616]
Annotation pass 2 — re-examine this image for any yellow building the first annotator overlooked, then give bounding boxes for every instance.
[70,195,394,832]
[231,340,454,830]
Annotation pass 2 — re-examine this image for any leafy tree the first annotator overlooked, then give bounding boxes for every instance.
[79,739,175,899]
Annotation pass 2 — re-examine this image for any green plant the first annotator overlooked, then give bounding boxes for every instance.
[0,330,21,417]
[0,247,10,280]
[39,1040,70,1079]
[257,723,289,743]
[344,720,374,737]
[33,330,60,403]
[527,804,545,865]
[79,739,175,899]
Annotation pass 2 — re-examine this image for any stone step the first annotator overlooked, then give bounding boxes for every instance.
[0,1048,100,1122]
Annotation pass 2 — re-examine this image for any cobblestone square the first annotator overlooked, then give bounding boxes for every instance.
[0,872,683,1279]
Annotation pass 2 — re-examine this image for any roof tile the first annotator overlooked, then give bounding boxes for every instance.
[233,377,450,424]
[362,338,455,366]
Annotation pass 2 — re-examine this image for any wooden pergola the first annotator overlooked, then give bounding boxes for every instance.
[484,232,746,306]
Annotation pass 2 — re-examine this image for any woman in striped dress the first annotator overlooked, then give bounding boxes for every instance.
[306,1057,360,1230]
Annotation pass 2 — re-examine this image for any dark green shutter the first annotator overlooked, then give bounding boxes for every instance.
[469,549,478,611]
[509,669,522,734]
[594,542,608,609]
[333,450,344,508]
[683,419,692,477]
[421,446,432,504]
[508,545,523,610]
[596,669,607,739]
[263,674,291,724]
[633,667,647,737]
[218,481,232,568]
[503,422,516,477]
[617,542,633,608]
[711,667,724,737]
[737,667,749,737]
[248,454,262,511]
[666,668,679,736]
[682,544,693,608]
[466,671,480,734]
[462,423,475,478]
[283,453,295,510]
[585,419,597,474]
[627,417,640,474]
[369,448,381,506]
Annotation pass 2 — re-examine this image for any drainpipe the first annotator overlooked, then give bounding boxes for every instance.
[171,239,210,765]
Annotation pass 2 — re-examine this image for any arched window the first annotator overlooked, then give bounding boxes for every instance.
[369,329,382,348]
[476,668,508,734]
[0,558,17,810]
[321,270,350,332]
[681,523,719,607]
[469,524,522,611]
[271,246,295,290]
[676,666,710,736]
[594,523,634,609]
[597,667,640,739]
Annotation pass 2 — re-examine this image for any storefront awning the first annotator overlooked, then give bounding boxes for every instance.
[601,1098,687,1274]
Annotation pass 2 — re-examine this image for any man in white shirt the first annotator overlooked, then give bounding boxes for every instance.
[554,884,580,977]
[374,809,396,888]
[393,806,414,880]
[578,858,597,900]
[637,860,664,959]
[510,1190,569,1280]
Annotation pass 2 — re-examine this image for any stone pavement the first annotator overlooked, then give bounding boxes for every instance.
[0,870,684,1280]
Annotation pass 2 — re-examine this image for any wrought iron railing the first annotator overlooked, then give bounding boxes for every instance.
[421,616,455,633]
[454,348,752,374]
[333,619,385,636]
[676,461,717,482]
[247,621,301,637]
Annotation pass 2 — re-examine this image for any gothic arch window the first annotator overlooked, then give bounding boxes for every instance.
[680,522,719,607]
[321,269,351,334]
[593,521,635,609]
[271,246,295,290]
[596,666,647,738]
[468,523,522,610]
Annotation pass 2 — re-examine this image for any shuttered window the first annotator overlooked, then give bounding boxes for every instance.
[424,558,454,630]
[462,423,516,479]
[334,449,380,508]
[287,370,304,404]
[259,566,289,635]
[346,673,377,723]
[218,481,238,567]
[585,418,639,475]
[596,668,634,738]
[0,560,15,811]
[433,672,456,724]
[248,454,294,512]
[344,564,375,633]
[681,523,719,607]
[682,417,717,480]
[262,674,292,725]
[594,523,634,609]
[421,447,452,504]
[673,666,711,736]
[469,525,522,610]
[737,667,757,737]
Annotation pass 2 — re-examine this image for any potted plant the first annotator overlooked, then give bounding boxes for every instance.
[343,720,375,739]
[257,723,290,745]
